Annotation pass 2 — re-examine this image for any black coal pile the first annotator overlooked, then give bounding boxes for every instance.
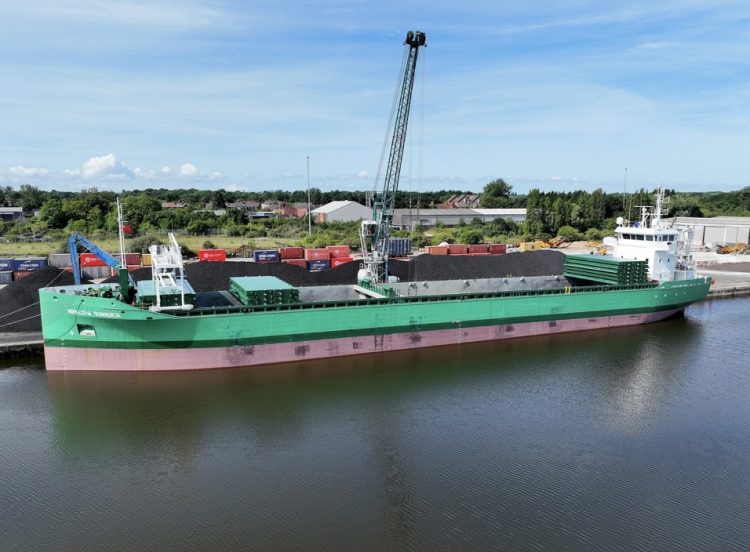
[0,267,87,332]
[106,250,565,292]
[391,250,565,282]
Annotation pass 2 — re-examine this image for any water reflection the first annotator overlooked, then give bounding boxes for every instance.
[46,318,700,452]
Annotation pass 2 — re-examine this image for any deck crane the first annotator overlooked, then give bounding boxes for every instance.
[358,30,426,290]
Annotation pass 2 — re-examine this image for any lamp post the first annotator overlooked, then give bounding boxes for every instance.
[306,155,312,236]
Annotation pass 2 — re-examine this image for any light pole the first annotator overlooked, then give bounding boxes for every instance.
[306,155,312,236]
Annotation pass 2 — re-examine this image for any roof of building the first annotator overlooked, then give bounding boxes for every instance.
[0,207,23,212]
[311,200,367,214]
[394,208,526,217]
[672,216,750,226]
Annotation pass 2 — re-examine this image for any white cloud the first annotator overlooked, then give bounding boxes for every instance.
[179,163,198,177]
[357,170,368,178]
[81,153,134,179]
[161,166,172,175]
[134,167,158,180]
[8,165,49,177]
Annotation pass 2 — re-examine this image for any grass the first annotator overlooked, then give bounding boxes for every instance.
[0,234,302,258]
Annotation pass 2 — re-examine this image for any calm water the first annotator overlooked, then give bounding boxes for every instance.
[1,298,749,551]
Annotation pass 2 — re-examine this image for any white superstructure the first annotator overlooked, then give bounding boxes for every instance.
[605,188,696,282]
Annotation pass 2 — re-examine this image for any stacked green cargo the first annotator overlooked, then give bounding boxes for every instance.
[230,276,300,306]
[135,279,196,307]
[564,255,648,285]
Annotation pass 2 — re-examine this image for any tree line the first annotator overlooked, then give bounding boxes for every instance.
[1,181,749,242]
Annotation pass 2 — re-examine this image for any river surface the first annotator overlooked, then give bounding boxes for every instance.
[1,298,749,551]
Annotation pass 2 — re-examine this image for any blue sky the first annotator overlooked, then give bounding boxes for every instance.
[1,0,748,194]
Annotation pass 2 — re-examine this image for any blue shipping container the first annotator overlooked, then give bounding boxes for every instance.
[0,258,13,271]
[389,238,412,257]
[253,249,280,262]
[0,271,12,285]
[307,260,331,271]
[12,258,48,272]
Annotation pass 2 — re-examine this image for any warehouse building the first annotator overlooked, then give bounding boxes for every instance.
[311,201,371,223]
[671,216,750,247]
[393,208,526,229]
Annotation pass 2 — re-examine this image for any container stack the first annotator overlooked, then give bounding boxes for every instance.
[564,255,648,285]
[229,276,300,306]
[389,238,412,257]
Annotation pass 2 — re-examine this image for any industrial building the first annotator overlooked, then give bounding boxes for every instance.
[311,201,372,223]
[0,207,24,222]
[671,216,750,247]
[393,208,526,229]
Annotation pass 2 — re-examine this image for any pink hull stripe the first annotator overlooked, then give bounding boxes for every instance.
[44,309,683,371]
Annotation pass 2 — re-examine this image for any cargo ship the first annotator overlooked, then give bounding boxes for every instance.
[38,190,710,372]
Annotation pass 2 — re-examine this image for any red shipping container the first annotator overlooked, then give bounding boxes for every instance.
[448,244,468,255]
[488,244,507,255]
[79,253,107,267]
[124,253,141,265]
[282,259,307,268]
[468,244,489,254]
[280,247,304,260]
[198,249,227,262]
[12,271,32,281]
[326,245,351,258]
[305,248,331,261]
[127,265,141,272]
[426,246,449,256]
[331,256,353,268]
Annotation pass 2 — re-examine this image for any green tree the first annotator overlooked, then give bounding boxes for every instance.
[523,188,545,237]
[480,178,513,207]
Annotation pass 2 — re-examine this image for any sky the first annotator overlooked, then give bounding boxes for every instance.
[0,0,748,194]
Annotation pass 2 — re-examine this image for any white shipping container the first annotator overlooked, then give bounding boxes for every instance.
[48,253,73,268]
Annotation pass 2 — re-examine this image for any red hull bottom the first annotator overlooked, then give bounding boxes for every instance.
[44,309,683,371]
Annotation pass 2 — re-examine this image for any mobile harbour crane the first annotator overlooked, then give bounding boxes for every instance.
[358,30,426,291]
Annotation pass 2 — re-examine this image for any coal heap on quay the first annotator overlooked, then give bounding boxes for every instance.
[110,250,566,291]
[0,267,89,332]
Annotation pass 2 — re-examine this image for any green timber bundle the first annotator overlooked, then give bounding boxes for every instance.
[230,276,300,306]
[563,255,648,286]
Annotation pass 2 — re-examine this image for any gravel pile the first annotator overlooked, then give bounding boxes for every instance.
[0,267,87,332]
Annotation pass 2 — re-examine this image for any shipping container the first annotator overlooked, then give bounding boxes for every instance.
[127,265,141,272]
[79,253,107,267]
[326,245,351,258]
[448,244,468,255]
[141,253,152,266]
[0,258,14,271]
[48,253,72,268]
[0,271,12,285]
[198,249,227,262]
[230,276,299,306]
[305,248,331,261]
[279,247,304,260]
[468,244,489,254]
[12,257,48,271]
[307,259,331,271]
[12,271,33,281]
[425,246,449,256]
[82,266,112,280]
[331,256,353,268]
[253,249,281,262]
[282,259,307,268]
[389,238,412,257]
[488,244,507,255]
[124,253,141,266]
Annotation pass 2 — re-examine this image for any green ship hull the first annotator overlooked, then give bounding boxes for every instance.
[39,277,711,371]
